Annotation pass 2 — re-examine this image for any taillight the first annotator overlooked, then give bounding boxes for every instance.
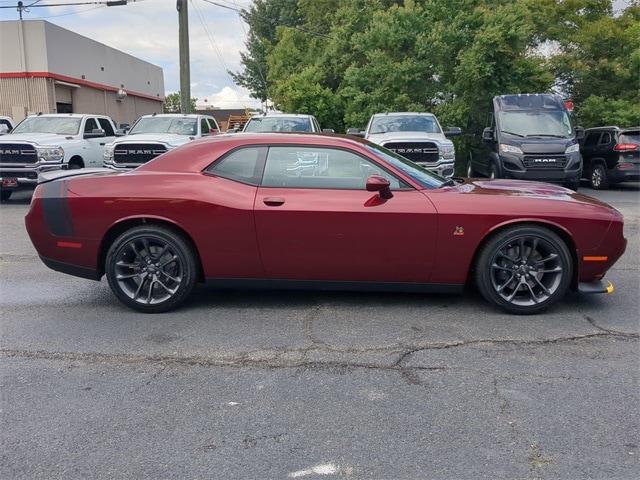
[613,143,639,152]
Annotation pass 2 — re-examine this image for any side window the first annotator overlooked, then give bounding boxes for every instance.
[599,132,612,145]
[262,146,405,190]
[206,147,265,185]
[584,132,600,147]
[200,118,210,135]
[97,118,115,136]
[208,118,219,132]
[83,118,98,134]
[312,118,320,132]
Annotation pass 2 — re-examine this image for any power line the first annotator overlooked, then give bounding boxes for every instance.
[190,0,233,81]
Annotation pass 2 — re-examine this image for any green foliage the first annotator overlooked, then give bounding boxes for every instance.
[576,96,640,127]
[163,92,197,113]
[234,0,640,151]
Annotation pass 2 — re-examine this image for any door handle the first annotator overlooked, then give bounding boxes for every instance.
[263,197,285,206]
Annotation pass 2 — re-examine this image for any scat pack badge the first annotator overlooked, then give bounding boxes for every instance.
[453,226,465,237]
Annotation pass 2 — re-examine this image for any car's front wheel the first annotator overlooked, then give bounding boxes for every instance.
[105,225,198,313]
[475,226,573,314]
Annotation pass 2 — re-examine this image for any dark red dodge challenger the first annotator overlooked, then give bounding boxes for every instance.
[25,133,626,314]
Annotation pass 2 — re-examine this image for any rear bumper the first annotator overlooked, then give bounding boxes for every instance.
[40,255,101,280]
[607,164,640,183]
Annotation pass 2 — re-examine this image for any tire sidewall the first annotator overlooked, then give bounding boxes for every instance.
[105,226,197,313]
[475,226,573,314]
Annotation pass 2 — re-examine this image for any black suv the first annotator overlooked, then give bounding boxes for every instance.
[581,127,640,189]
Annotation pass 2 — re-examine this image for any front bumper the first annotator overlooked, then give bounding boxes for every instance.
[103,160,136,171]
[0,163,64,189]
[415,159,455,178]
[578,280,614,295]
[500,151,582,183]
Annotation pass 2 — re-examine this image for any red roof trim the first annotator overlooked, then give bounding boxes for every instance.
[0,71,163,102]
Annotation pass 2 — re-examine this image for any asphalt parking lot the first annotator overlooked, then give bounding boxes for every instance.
[1,183,638,480]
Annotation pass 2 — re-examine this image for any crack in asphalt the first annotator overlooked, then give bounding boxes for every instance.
[1,323,636,376]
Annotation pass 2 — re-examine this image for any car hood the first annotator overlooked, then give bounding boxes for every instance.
[452,178,619,212]
[111,133,195,147]
[367,131,450,145]
[0,132,76,145]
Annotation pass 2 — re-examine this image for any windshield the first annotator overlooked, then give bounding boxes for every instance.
[369,115,441,135]
[365,143,447,189]
[12,117,81,135]
[498,110,573,138]
[129,117,197,135]
[244,117,312,133]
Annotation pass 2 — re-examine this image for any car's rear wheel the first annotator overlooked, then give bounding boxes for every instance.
[475,226,573,314]
[590,164,609,190]
[0,189,12,201]
[105,226,197,313]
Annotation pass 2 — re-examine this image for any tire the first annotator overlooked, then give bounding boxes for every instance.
[105,225,198,313]
[0,190,12,201]
[466,161,476,178]
[590,164,609,190]
[475,225,573,314]
[487,161,498,179]
[68,157,84,170]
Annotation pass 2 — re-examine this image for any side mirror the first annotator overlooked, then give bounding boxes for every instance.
[346,128,365,138]
[0,125,9,135]
[84,128,106,139]
[366,174,393,199]
[227,128,239,133]
[575,126,585,140]
[482,127,495,142]
[322,128,335,133]
[444,127,462,137]
[114,128,127,137]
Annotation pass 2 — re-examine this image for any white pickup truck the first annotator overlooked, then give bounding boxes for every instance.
[103,113,220,170]
[0,116,15,135]
[0,113,116,201]
[347,112,461,178]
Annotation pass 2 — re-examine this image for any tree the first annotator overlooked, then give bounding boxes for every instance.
[163,92,197,113]
[230,0,302,102]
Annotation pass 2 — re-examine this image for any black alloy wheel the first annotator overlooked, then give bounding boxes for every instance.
[0,189,12,201]
[590,164,609,190]
[106,226,197,313]
[476,226,572,314]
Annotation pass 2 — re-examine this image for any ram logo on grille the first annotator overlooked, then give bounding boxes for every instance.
[0,149,30,155]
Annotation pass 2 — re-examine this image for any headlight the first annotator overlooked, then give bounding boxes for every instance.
[565,143,580,154]
[440,145,455,158]
[36,146,64,162]
[499,144,523,155]
[103,145,115,162]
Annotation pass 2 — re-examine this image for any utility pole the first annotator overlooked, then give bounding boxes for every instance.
[177,0,191,114]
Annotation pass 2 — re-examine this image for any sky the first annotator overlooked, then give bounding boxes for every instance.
[0,0,260,109]
[0,0,633,110]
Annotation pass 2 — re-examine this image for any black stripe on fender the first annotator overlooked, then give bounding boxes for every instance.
[41,180,74,237]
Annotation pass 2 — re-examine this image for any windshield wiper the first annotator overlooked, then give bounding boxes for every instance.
[501,131,525,137]
[525,134,566,138]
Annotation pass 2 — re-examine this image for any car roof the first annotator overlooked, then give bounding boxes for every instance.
[249,113,314,119]
[139,114,203,119]
[140,133,369,173]
[585,126,620,131]
[371,112,435,117]
[26,113,110,119]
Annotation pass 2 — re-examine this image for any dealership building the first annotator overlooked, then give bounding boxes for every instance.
[0,20,164,125]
